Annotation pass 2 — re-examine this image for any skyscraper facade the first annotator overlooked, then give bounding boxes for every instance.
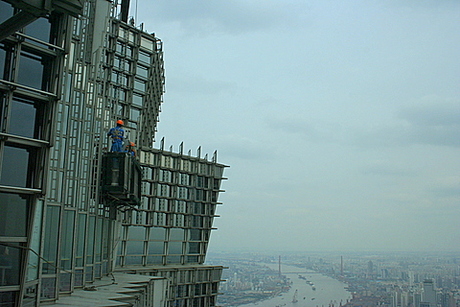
[0,1,227,306]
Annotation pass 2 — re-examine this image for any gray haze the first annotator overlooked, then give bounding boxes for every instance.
[134,0,460,252]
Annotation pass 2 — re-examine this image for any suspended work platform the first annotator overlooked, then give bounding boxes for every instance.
[100,152,142,208]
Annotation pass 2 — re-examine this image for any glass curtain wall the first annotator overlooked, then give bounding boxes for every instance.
[115,148,227,306]
[0,1,67,305]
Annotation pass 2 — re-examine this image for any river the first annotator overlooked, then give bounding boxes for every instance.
[239,263,351,307]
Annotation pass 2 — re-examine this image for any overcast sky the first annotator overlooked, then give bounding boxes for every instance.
[134,0,460,253]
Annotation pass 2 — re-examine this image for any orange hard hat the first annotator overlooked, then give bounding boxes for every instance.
[116,120,124,125]
[130,142,136,147]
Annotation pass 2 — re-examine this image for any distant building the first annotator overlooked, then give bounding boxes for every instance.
[421,279,437,307]
[0,0,227,306]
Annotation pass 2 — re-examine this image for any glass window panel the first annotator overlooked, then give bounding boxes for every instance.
[86,216,95,264]
[148,242,164,255]
[0,192,28,237]
[27,199,43,282]
[0,291,17,305]
[114,56,122,69]
[0,145,30,187]
[74,269,84,287]
[138,50,150,63]
[120,74,128,86]
[0,243,22,286]
[188,242,199,254]
[59,272,71,292]
[60,210,75,270]
[94,218,103,262]
[22,285,38,307]
[170,228,184,241]
[149,227,166,241]
[9,98,36,138]
[134,79,145,92]
[117,103,125,116]
[168,241,183,255]
[187,256,199,263]
[0,47,5,79]
[146,255,162,264]
[128,226,145,240]
[130,107,140,122]
[116,41,124,54]
[0,2,13,22]
[17,52,43,89]
[76,214,86,267]
[166,255,181,264]
[25,17,50,42]
[136,65,148,78]
[111,70,117,83]
[126,240,144,255]
[40,277,56,299]
[125,255,141,265]
[140,38,153,50]
[42,206,60,274]
[189,229,201,241]
[132,93,143,107]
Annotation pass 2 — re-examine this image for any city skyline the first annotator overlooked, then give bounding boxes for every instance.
[134,0,460,253]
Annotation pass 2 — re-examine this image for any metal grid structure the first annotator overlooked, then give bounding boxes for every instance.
[117,147,226,267]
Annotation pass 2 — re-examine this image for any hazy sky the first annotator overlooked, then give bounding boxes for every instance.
[134,0,460,252]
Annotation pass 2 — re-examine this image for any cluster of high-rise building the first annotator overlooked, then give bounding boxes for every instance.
[389,279,457,307]
[0,0,227,306]
[305,252,460,307]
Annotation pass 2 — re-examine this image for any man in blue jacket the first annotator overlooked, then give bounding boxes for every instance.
[107,120,125,152]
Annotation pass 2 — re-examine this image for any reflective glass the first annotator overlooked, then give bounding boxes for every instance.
[134,79,145,92]
[138,50,150,63]
[0,243,21,286]
[169,228,184,241]
[166,256,181,264]
[60,210,75,270]
[189,229,201,241]
[0,192,28,237]
[17,52,43,89]
[148,241,164,255]
[42,206,60,274]
[125,255,141,265]
[130,107,140,122]
[25,17,50,42]
[9,99,36,138]
[132,93,143,107]
[0,47,5,79]
[187,256,199,263]
[149,227,166,241]
[188,242,199,254]
[0,291,17,307]
[22,285,37,307]
[0,3,13,22]
[86,216,95,264]
[40,277,56,299]
[27,200,42,281]
[1,146,30,187]
[59,272,72,292]
[136,65,148,78]
[126,241,143,255]
[76,214,86,267]
[146,255,162,264]
[128,226,145,240]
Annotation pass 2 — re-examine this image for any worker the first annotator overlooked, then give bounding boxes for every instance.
[126,142,137,157]
[107,120,125,152]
